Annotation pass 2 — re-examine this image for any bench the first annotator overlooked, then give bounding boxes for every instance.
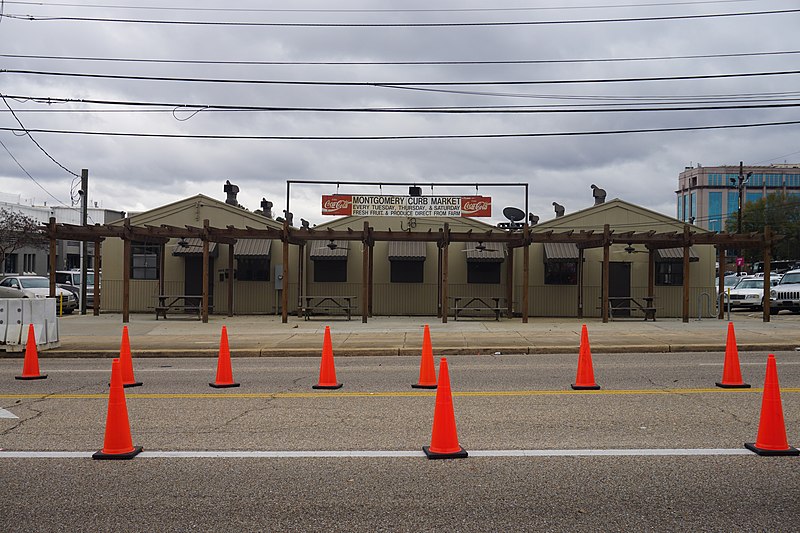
[450,296,508,321]
[605,297,657,321]
[151,295,213,320]
[302,296,357,321]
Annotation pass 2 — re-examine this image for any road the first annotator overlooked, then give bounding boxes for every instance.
[2,351,799,532]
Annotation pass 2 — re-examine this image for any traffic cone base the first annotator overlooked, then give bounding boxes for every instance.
[124,381,143,388]
[423,445,468,460]
[16,374,47,380]
[210,381,240,389]
[745,442,799,456]
[571,383,600,390]
[715,381,751,389]
[312,383,342,390]
[411,383,437,390]
[92,446,143,460]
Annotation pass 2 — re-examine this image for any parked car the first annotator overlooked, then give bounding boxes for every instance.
[723,275,781,310]
[55,269,98,307]
[0,275,78,313]
[715,273,747,300]
[769,269,800,315]
[0,284,27,298]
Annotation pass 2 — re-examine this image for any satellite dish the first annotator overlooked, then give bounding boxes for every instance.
[503,207,525,222]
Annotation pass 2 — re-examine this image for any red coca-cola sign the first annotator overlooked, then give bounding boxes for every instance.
[460,196,492,217]
[322,195,353,216]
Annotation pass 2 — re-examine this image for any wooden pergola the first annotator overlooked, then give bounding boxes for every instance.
[44,217,778,324]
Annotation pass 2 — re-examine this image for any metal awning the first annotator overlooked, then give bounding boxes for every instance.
[309,240,349,260]
[172,238,219,257]
[655,247,699,262]
[464,243,505,262]
[388,241,426,260]
[543,242,580,262]
[234,239,272,257]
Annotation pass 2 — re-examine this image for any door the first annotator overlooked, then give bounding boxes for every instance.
[184,256,214,312]
[609,262,631,317]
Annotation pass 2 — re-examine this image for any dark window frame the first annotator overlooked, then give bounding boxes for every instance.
[313,259,348,282]
[237,257,270,281]
[655,262,684,286]
[544,261,578,285]
[390,259,425,283]
[467,261,502,284]
[130,241,160,280]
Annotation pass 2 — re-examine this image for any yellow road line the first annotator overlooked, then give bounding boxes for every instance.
[1,388,798,400]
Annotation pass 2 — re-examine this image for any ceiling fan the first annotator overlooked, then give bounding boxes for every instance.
[463,241,500,253]
[326,239,350,251]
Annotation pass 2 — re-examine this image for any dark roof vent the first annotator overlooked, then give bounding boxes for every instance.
[224,180,240,206]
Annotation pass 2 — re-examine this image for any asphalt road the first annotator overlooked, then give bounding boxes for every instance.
[2,352,799,532]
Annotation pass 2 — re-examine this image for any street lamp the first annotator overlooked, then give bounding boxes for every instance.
[730,161,752,275]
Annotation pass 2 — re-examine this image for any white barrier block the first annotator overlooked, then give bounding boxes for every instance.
[5,299,24,345]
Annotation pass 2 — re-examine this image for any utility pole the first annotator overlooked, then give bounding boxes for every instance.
[732,161,752,276]
[79,168,89,315]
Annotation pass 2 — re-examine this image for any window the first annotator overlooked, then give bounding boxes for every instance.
[237,257,270,281]
[544,262,577,285]
[708,192,722,232]
[131,241,160,280]
[390,260,424,283]
[467,262,501,284]
[313,259,347,282]
[656,262,684,286]
[23,253,36,273]
[4,253,18,274]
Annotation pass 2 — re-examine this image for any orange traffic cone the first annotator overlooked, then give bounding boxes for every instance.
[423,358,468,459]
[15,324,47,380]
[572,324,600,390]
[93,358,143,460]
[313,326,342,389]
[412,324,437,389]
[745,354,798,456]
[119,326,142,388]
[716,322,750,388]
[210,326,239,388]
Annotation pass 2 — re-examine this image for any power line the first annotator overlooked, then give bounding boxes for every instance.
[4,49,799,67]
[0,137,69,206]
[4,68,800,87]
[2,7,799,27]
[2,118,799,140]
[0,0,768,14]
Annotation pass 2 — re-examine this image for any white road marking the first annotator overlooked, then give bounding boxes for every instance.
[0,408,18,419]
[0,448,754,459]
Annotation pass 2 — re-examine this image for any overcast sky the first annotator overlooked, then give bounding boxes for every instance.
[1,0,800,227]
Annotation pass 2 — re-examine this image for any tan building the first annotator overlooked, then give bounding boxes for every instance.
[99,194,715,319]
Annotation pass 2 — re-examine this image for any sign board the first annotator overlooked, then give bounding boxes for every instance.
[736,257,745,267]
[322,195,491,217]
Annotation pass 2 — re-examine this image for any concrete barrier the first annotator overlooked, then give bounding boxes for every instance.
[0,298,60,352]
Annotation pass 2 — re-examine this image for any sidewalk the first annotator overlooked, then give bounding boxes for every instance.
[17,312,800,358]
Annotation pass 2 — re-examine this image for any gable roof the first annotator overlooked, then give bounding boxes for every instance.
[531,198,709,234]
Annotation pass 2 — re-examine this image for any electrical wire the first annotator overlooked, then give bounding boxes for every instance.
[2,118,800,140]
[2,7,799,27]
[0,137,69,206]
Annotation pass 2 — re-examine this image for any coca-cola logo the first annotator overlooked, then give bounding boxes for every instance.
[462,201,489,212]
[323,199,350,210]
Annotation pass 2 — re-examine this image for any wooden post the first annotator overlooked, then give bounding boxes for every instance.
[602,224,610,323]
[158,242,166,300]
[577,247,584,319]
[361,221,369,323]
[48,217,57,298]
[505,244,514,318]
[522,225,529,324]
[717,245,725,319]
[93,238,101,315]
[281,220,289,324]
[368,241,374,317]
[763,226,771,323]
[441,223,449,324]
[647,248,655,302]
[202,219,209,324]
[437,245,443,318]
[682,225,690,323]
[228,242,234,317]
[122,233,130,324]
[296,242,305,318]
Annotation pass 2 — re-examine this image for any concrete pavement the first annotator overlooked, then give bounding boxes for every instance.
[15,311,800,357]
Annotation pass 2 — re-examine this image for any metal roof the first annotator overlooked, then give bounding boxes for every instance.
[171,238,218,257]
[388,241,427,260]
[309,240,349,260]
[543,242,579,262]
[234,239,272,257]
[656,247,699,262]
[464,243,505,262]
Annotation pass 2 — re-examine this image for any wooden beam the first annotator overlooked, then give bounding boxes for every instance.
[296,242,305,319]
[682,225,690,323]
[282,219,289,324]
[577,247,584,319]
[93,238,101,316]
[505,243,514,318]
[602,224,610,323]
[202,219,209,324]
[228,242,234,317]
[362,221,369,324]
[122,236,130,324]
[442,223,449,324]
[647,248,655,303]
[522,224,529,324]
[763,226,771,323]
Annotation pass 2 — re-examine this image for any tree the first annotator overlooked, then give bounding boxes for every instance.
[0,208,48,274]
[725,192,800,262]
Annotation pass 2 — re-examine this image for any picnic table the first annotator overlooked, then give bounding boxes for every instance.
[606,296,657,321]
[450,296,508,321]
[151,295,212,320]
[302,295,357,320]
